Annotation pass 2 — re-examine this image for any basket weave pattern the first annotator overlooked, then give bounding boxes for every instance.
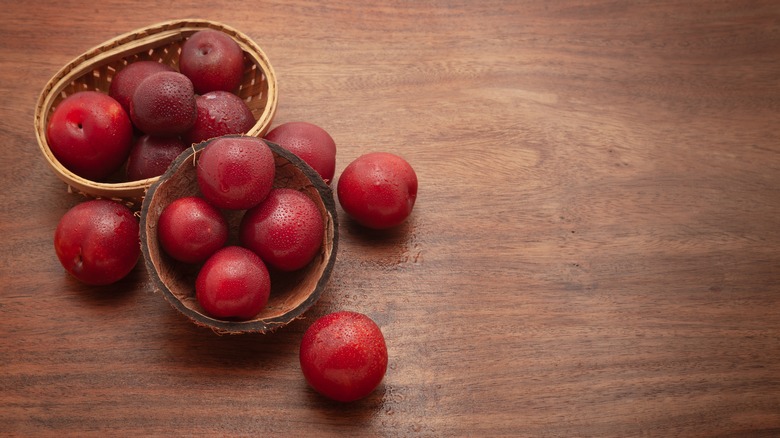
[34,19,278,202]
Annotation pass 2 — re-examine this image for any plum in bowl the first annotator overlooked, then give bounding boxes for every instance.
[140,136,338,334]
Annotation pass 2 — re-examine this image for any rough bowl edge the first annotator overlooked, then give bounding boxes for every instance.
[139,136,338,334]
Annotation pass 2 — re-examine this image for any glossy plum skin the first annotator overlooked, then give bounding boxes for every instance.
[179,30,244,94]
[299,311,388,402]
[130,71,197,136]
[264,122,337,183]
[157,196,228,264]
[239,188,324,271]
[183,91,256,145]
[196,246,271,320]
[54,199,140,286]
[109,61,174,115]
[125,135,188,181]
[46,91,133,181]
[336,152,418,229]
[196,136,275,210]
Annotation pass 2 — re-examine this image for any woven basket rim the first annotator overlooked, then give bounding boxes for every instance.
[33,19,278,201]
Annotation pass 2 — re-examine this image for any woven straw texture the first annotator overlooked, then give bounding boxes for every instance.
[34,19,278,202]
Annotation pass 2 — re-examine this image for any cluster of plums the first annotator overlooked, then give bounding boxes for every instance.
[46,29,255,183]
[49,27,420,403]
[157,135,325,320]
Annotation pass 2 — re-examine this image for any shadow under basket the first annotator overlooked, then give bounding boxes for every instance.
[140,138,338,334]
[33,19,278,203]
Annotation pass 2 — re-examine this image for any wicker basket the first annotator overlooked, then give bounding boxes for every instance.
[33,19,278,202]
[140,137,338,334]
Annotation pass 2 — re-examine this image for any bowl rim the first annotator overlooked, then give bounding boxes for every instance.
[140,137,338,334]
[33,18,278,201]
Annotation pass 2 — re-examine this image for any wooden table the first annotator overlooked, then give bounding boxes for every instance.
[3,2,780,436]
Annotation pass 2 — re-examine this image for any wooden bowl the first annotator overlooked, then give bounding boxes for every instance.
[33,19,278,203]
[140,137,338,334]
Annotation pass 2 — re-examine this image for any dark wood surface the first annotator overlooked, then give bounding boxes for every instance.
[3,2,780,436]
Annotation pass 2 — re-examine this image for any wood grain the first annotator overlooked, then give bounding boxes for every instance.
[2,1,780,436]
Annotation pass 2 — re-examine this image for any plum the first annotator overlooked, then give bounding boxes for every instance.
[179,30,244,94]
[300,311,388,402]
[54,199,140,286]
[125,135,188,181]
[46,91,133,181]
[157,196,228,264]
[239,188,324,271]
[337,152,418,229]
[183,91,255,145]
[196,246,271,320]
[109,61,174,115]
[264,122,337,184]
[196,136,275,210]
[130,71,197,136]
